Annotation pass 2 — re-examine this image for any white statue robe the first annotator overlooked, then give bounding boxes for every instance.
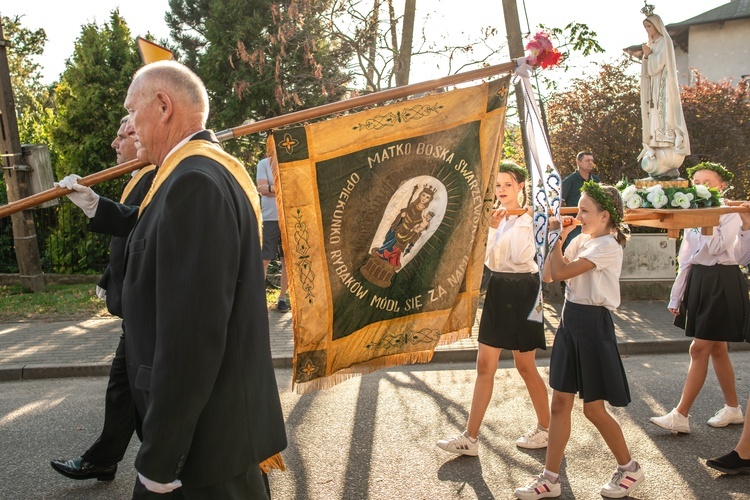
[639,15,690,159]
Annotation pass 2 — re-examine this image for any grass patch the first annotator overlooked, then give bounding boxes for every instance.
[0,283,286,322]
[0,283,109,321]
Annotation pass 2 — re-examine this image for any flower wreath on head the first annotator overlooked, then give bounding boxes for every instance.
[498,161,529,181]
[581,180,622,225]
[686,162,734,183]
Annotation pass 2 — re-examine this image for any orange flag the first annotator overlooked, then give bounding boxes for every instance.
[137,37,173,65]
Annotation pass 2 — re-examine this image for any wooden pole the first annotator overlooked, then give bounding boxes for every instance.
[0,22,45,291]
[501,0,531,168]
[0,59,518,219]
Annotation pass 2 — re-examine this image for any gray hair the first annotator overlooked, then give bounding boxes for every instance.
[132,61,209,125]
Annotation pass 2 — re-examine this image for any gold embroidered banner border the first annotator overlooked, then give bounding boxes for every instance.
[271,77,510,393]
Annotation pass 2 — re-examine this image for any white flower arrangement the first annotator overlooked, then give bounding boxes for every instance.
[645,185,669,209]
[670,191,694,209]
[616,179,722,210]
[694,184,712,200]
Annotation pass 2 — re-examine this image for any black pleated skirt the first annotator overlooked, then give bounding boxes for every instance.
[674,264,748,342]
[549,301,631,407]
[477,272,546,352]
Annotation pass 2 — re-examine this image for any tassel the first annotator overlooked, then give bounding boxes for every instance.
[293,350,437,394]
[259,453,286,473]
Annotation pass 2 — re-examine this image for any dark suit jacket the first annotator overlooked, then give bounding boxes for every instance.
[122,132,286,488]
[90,170,155,318]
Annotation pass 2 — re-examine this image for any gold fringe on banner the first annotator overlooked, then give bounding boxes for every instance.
[259,453,286,473]
[293,350,437,394]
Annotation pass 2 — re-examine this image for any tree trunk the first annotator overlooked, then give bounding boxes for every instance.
[395,0,416,87]
[366,0,380,89]
[0,22,45,292]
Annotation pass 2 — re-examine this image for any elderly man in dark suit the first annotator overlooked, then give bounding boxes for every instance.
[121,60,286,499]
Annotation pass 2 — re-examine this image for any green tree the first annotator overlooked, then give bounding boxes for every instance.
[167,0,353,165]
[681,73,750,200]
[1,16,54,273]
[546,59,641,184]
[1,15,53,203]
[2,15,48,134]
[46,10,141,273]
[545,60,750,201]
[51,10,140,189]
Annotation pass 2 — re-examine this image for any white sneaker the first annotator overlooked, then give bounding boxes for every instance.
[516,425,549,449]
[650,408,690,433]
[600,463,645,498]
[436,430,478,456]
[707,404,744,428]
[514,474,561,499]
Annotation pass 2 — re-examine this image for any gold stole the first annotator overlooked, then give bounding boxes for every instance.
[136,140,283,472]
[138,140,262,242]
[119,165,157,204]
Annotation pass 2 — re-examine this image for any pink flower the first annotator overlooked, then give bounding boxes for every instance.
[526,40,543,54]
[532,31,553,50]
[522,30,562,70]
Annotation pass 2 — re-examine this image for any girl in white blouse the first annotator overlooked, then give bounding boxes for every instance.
[651,163,747,434]
[515,182,644,500]
[437,161,549,457]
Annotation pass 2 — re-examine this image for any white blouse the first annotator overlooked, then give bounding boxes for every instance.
[485,213,538,274]
[734,229,750,267]
[563,233,623,311]
[669,213,741,310]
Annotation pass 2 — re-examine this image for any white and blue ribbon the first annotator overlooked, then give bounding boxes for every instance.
[514,65,562,322]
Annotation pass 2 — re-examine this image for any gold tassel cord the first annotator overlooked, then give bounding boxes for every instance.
[259,453,286,473]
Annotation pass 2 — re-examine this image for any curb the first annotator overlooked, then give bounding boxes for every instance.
[7,339,748,382]
[0,363,111,382]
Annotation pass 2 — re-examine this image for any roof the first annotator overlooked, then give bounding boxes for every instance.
[623,0,750,58]
[668,0,750,28]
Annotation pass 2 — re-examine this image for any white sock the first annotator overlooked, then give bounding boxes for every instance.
[618,460,638,472]
[542,469,559,482]
[462,430,477,442]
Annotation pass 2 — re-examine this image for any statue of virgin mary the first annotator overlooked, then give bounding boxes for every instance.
[638,4,691,179]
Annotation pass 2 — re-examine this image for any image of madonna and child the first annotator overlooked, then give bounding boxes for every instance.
[376,186,436,269]
[514,180,645,499]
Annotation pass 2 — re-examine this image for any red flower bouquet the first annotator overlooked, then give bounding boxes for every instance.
[525,31,562,69]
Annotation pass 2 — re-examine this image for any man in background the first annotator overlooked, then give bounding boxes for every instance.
[561,151,600,250]
[256,155,290,312]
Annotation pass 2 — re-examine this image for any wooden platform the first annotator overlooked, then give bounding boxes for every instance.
[625,206,749,238]
[510,205,750,239]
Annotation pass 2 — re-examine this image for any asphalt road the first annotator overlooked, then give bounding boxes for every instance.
[1,352,749,499]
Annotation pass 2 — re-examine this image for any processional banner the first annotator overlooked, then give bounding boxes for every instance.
[271,76,511,392]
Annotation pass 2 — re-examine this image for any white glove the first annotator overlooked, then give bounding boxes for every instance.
[95,286,107,300]
[54,174,100,218]
[138,473,182,493]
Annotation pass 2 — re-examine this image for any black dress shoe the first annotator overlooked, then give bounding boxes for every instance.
[706,450,750,475]
[50,457,117,481]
